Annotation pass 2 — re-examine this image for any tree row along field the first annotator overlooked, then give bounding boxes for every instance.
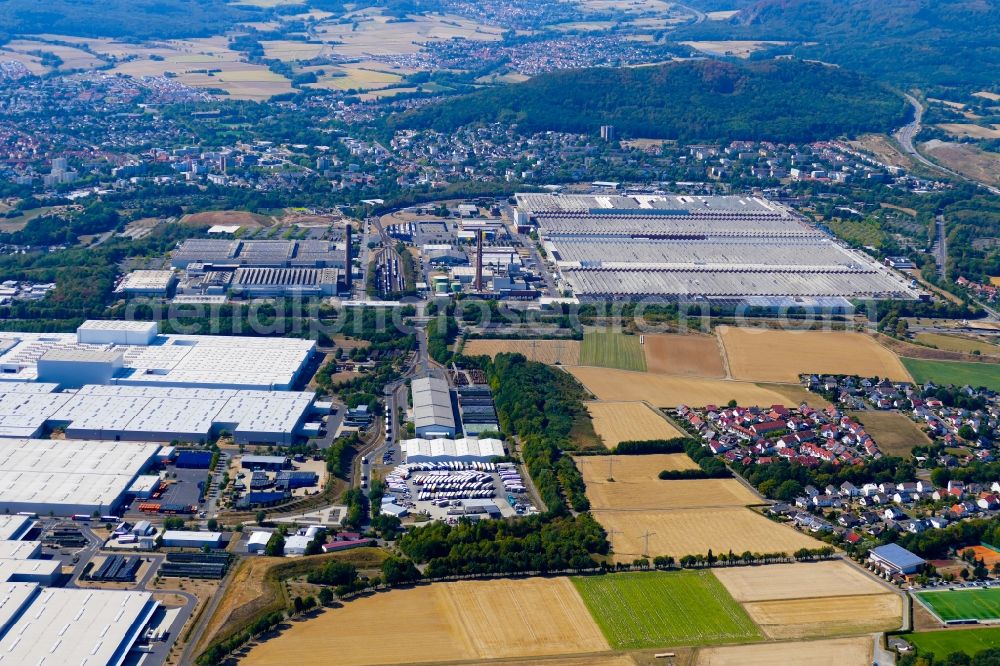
[242,562,899,665]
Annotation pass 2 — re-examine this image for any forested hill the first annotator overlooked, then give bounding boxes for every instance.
[389,59,909,143]
[677,0,999,90]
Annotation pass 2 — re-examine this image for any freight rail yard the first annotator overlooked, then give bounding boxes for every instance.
[516,193,923,302]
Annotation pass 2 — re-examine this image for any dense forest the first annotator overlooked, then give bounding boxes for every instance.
[0,0,263,41]
[391,59,909,143]
[677,0,1000,89]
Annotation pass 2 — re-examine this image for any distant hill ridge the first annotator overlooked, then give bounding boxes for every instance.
[390,59,909,143]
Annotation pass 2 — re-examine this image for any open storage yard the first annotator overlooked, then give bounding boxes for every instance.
[917,588,1000,622]
[573,570,762,649]
[718,327,912,382]
[643,334,727,377]
[464,339,581,365]
[901,357,1000,391]
[580,330,647,371]
[585,401,684,448]
[695,636,872,665]
[568,367,799,408]
[242,577,609,665]
[592,508,822,562]
[846,410,931,457]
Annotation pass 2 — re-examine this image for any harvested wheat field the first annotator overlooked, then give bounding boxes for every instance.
[745,593,901,639]
[575,453,699,477]
[243,577,608,665]
[576,462,758,511]
[586,401,684,448]
[643,334,727,377]
[464,339,581,365]
[713,560,888,602]
[718,326,911,382]
[592,508,821,562]
[488,657,636,666]
[696,636,872,666]
[568,367,793,408]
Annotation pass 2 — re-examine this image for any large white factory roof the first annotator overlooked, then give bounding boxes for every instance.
[411,377,455,432]
[516,193,786,215]
[0,383,315,443]
[0,439,159,514]
[519,193,920,302]
[0,516,32,542]
[0,588,157,666]
[0,321,314,390]
[115,270,175,294]
[0,583,37,636]
[403,437,505,461]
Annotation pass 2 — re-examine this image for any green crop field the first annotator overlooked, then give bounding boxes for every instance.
[572,570,762,649]
[917,588,1000,622]
[909,627,1000,657]
[901,358,1000,392]
[580,330,647,372]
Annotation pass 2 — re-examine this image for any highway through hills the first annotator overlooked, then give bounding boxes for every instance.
[896,93,1000,196]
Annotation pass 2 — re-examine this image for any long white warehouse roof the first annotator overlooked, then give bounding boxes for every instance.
[0,321,314,390]
[0,439,159,513]
[403,437,505,460]
[0,588,158,666]
[411,377,455,431]
[0,382,315,442]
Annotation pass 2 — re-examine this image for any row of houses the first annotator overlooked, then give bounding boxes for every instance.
[677,403,882,468]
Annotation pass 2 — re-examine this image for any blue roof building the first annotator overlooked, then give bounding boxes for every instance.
[869,543,925,575]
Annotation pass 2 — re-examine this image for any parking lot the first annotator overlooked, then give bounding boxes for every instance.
[382,461,538,523]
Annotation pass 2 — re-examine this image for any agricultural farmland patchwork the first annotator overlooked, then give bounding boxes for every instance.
[713,560,889,602]
[917,588,1000,622]
[572,570,762,649]
[243,577,608,665]
[585,401,684,448]
[568,367,796,407]
[463,338,581,365]
[580,330,647,371]
[718,326,912,382]
[901,357,1000,392]
[744,593,902,639]
[642,333,727,377]
[695,636,872,665]
[591,507,822,562]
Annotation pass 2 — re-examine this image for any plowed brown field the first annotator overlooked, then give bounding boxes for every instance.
[643,334,726,377]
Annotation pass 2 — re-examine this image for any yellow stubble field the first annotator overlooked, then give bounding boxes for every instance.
[586,401,684,448]
[714,560,901,639]
[745,594,901,639]
[696,636,872,666]
[717,326,912,382]
[568,366,795,408]
[465,339,581,365]
[713,561,888,602]
[243,577,608,665]
[642,333,727,377]
[592,507,822,562]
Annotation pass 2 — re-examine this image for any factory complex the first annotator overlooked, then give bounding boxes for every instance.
[0,320,315,390]
[0,439,161,515]
[0,382,320,444]
[0,515,159,664]
[516,193,922,303]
